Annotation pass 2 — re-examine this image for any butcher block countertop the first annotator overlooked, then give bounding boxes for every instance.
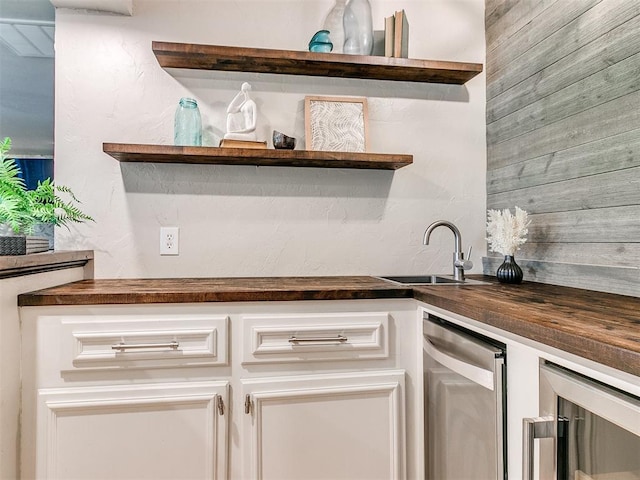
[411,280,640,378]
[16,276,413,305]
[17,276,640,377]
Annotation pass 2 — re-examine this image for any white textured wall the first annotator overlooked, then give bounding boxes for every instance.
[54,0,486,279]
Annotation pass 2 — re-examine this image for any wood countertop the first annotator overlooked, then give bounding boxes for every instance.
[17,276,640,377]
[411,280,640,378]
[16,276,413,305]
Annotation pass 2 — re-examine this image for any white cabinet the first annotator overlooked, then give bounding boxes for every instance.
[36,381,228,480]
[241,371,405,480]
[21,299,419,480]
[20,308,231,480]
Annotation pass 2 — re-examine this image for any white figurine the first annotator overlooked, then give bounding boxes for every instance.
[224,82,257,141]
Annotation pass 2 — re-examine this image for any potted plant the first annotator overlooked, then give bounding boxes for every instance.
[486,206,530,284]
[0,137,93,255]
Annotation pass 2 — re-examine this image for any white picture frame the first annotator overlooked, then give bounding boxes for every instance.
[304,96,369,152]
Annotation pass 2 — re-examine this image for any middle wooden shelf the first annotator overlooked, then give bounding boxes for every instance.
[103,143,413,170]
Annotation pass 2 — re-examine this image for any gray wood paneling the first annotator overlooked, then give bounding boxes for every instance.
[485,0,640,297]
[487,128,640,194]
[488,12,640,123]
[489,242,640,268]
[488,51,640,145]
[483,257,640,298]
[486,0,560,52]
[487,0,601,78]
[485,0,518,30]
[488,167,640,213]
[488,0,640,100]
[488,89,640,170]
[525,206,640,243]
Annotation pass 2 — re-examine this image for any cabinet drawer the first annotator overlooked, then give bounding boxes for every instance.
[241,312,389,364]
[57,314,229,371]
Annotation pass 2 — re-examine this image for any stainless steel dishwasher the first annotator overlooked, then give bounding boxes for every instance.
[423,313,507,480]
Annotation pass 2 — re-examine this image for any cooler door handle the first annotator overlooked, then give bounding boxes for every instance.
[522,416,554,480]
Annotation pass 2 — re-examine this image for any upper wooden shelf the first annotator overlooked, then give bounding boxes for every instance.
[152,41,483,85]
[103,143,412,170]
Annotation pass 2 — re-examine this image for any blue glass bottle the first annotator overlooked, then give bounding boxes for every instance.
[309,30,333,52]
[174,97,202,146]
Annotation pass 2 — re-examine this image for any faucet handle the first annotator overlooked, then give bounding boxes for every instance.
[464,246,474,270]
[455,246,474,271]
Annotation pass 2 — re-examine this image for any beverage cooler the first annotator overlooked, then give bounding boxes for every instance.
[524,362,640,480]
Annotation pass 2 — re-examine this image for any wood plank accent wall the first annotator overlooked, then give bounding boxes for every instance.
[483,0,640,298]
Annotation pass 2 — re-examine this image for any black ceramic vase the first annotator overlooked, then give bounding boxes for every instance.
[496,255,523,284]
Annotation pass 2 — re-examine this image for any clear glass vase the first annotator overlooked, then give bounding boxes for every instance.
[322,0,347,53]
[342,0,373,55]
[174,97,202,146]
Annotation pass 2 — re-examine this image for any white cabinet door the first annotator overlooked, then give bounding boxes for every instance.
[241,370,405,480]
[36,381,228,480]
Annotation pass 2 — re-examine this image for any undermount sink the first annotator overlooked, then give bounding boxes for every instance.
[381,275,462,285]
[379,275,490,286]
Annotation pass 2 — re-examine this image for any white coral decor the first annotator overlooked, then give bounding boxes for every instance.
[486,207,531,256]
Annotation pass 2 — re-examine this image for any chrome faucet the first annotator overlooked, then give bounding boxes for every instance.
[423,220,473,282]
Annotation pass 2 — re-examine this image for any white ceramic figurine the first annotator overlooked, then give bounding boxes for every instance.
[224,82,257,140]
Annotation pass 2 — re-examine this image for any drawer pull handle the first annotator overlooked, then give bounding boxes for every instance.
[111,341,180,352]
[288,335,348,344]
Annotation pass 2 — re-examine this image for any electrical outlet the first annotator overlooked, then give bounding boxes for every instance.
[160,227,179,255]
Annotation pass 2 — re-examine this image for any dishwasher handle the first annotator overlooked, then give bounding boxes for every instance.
[424,337,496,390]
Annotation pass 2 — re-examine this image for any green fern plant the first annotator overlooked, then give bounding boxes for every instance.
[0,137,93,235]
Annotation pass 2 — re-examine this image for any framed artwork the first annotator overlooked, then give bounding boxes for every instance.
[305,96,369,152]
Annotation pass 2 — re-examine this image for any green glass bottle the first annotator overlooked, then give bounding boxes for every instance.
[174,97,202,146]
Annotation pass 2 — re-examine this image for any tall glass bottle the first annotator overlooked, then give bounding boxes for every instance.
[174,97,202,146]
[342,0,373,55]
[322,0,347,54]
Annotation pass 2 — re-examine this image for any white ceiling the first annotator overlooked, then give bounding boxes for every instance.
[0,21,55,58]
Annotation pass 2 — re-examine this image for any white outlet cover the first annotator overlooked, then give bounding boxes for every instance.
[160,227,179,255]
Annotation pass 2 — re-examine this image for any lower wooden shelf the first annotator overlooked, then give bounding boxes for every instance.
[103,143,412,170]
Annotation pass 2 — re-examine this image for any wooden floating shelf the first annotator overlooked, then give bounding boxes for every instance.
[152,41,483,85]
[103,143,413,170]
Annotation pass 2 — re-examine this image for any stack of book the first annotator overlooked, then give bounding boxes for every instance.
[384,10,409,58]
